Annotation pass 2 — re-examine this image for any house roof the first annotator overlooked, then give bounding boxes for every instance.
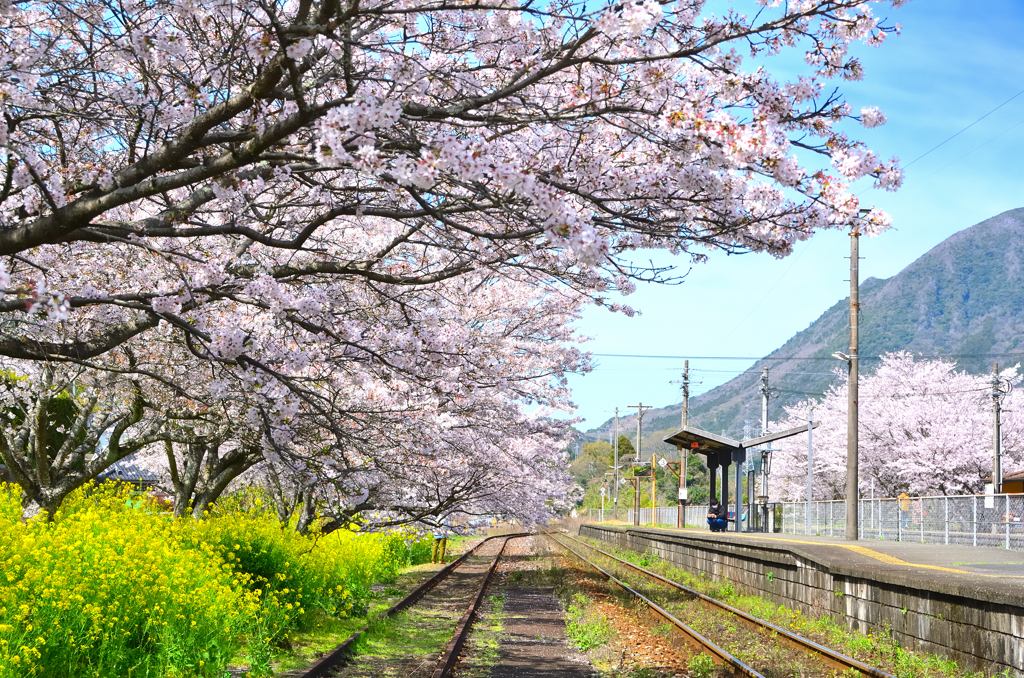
[98,455,162,484]
[984,469,1024,483]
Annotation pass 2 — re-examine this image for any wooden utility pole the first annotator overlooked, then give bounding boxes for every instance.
[628,403,652,522]
[670,363,691,527]
[845,219,862,541]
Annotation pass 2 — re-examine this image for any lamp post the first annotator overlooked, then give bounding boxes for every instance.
[605,471,617,521]
[613,407,619,518]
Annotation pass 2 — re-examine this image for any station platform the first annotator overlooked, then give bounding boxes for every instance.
[591,522,1024,591]
[579,522,1024,674]
[680,526,1024,585]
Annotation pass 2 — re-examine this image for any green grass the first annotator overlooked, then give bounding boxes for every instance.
[269,614,365,674]
[564,593,614,651]
[267,561,448,674]
[688,653,715,678]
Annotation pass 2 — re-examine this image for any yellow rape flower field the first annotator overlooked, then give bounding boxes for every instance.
[0,483,432,678]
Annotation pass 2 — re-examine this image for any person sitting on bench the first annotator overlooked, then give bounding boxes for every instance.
[707,497,728,532]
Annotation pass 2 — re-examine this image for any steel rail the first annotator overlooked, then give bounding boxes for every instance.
[544,531,766,678]
[430,533,527,678]
[562,530,896,678]
[292,532,526,678]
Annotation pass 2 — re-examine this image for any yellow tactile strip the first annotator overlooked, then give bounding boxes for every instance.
[664,528,1024,578]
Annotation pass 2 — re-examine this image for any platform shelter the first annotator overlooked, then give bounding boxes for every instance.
[663,423,816,532]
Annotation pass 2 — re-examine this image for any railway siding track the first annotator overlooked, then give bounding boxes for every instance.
[289,533,527,678]
[430,534,515,678]
[544,531,766,678]
[547,530,897,678]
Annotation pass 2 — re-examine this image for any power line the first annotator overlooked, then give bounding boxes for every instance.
[900,86,1024,170]
[778,385,993,400]
[592,352,1024,361]
[720,239,815,338]
[902,117,1024,191]
[593,353,847,360]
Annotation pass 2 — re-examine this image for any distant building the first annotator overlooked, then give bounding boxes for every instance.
[1000,470,1024,494]
[984,470,1024,494]
[98,454,163,490]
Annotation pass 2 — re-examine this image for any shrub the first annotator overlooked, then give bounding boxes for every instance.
[0,483,433,678]
[0,483,258,678]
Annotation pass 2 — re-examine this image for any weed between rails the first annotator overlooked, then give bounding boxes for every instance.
[453,592,507,678]
[0,482,432,678]
[565,593,614,651]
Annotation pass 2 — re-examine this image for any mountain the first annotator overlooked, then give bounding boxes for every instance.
[581,207,1024,456]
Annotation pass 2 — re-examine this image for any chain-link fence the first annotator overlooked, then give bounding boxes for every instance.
[583,505,776,530]
[580,493,1024,549]
[780,494,1024,549]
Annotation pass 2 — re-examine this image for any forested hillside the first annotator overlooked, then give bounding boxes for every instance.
[582,207,1024,455]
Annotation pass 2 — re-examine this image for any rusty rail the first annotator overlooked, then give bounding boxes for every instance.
[291,532,526,678]
[544,531,767,678]
[430,533,526,678]
[559,530,897,678]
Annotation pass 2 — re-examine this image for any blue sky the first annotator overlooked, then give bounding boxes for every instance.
[567,0,1024,430]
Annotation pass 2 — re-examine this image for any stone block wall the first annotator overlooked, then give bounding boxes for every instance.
[579,525,1023,675]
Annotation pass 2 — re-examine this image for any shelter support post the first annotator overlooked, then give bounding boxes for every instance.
[709,458,719,506]
[722,458,731,529]
[734,453,744,532]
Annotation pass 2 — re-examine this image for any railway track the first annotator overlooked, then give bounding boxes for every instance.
[292,532,528,678]
[544,530,896,678]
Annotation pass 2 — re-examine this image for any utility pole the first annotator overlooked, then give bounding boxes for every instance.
[681,361,689,524]
[993,364,1003,495]
[757,367,780,531]
[758,368,769,527]
[806,408,814,534]
[670,362,691,525]
[628,403,652,522]
[845,215,864,541]
[614,408,620,519]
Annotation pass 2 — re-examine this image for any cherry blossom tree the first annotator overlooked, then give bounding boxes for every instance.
[0,363,170,517]
[769,352,1024,500]
[0,0,905,355]
[0,0,911,524]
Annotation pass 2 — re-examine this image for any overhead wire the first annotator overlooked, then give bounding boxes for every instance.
[591,351,1024,361]
[899,85,1024,171]
[901,117,1024,191]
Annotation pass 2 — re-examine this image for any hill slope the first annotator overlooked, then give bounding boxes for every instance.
[582,207,1024,455]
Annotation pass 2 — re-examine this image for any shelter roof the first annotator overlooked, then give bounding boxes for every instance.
[663,423,818,456]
